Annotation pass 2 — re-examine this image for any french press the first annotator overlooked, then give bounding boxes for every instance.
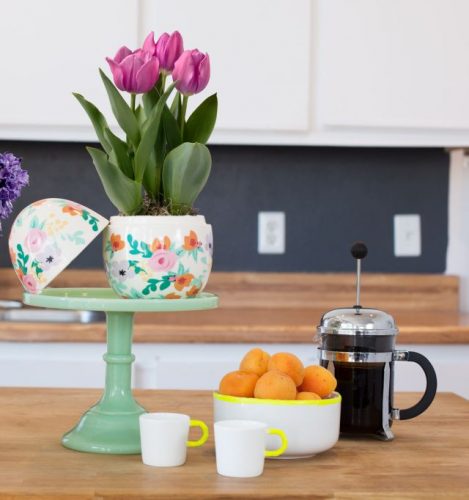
[317,242,437,440]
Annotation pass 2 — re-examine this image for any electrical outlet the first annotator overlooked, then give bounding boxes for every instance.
[394,214,421,257]
[258,212,285,254]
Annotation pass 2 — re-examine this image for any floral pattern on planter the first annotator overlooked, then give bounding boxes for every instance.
[9,198,108,293]
[103,216,212,299]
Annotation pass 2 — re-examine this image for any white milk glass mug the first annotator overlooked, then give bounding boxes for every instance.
[214,420,288,478]
[139,413,209,467]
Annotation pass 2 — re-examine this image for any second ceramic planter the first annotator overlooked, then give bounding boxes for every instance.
[103,215,213,299]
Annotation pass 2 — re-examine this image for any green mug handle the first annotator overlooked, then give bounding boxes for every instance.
[187,419,209,448]
[264,428,288,457]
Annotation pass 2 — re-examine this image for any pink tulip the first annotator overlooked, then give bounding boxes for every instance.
[142,32,156,55]
[143,31,184,74]
[156,32,184,73]
[106,46,159,94]
[172,49,210,96]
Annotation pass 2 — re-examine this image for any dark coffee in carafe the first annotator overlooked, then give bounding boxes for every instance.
[321,360,393,435]
[316,242,437,440]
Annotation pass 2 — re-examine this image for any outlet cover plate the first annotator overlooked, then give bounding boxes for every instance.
[394,214,421,257]
[258,212,285,254]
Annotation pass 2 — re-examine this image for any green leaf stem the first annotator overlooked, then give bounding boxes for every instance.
[73,93,111,153]
[99,69,140,147]
[134,82,176,183]
[86,147,142,215]
[184,93,218,144]
[162,142,212,213]
[104,128,134,179]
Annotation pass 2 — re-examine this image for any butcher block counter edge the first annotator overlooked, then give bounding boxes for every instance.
[0,268,467,344]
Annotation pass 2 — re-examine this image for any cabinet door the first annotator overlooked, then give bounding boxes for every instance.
[154,359,232,390]
[141,0,312,133]
[0,358,105,388]
[151,345,318,390]
[317,0,469,131]
[0,0,138,140]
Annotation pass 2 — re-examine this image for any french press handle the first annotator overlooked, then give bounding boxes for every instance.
[392,350,437,420]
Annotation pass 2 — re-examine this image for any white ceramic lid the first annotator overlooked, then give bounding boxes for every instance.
[8,198,108,293]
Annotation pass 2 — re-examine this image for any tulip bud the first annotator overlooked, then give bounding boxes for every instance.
[172,49,210,96]
[155,31,184,73]
[142,31,156,55]
[106,47,159,94]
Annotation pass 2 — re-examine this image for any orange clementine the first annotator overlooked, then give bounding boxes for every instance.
[239,348,270,376]
[254,370,297,400]
[219,370,259,398]
[267,352,305,386]
[298,365,337,398]
[296,391,321,400]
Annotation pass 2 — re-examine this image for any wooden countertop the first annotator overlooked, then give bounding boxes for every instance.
[1,388,468,498]
[1,269,469,344]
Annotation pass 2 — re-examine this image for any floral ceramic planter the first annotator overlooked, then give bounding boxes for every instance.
[103,215,213,299]
[9,198,108,293]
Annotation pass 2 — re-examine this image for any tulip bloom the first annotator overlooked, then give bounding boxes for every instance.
[143,31,183,74]
[172,49,210,96]
[106,46,159,94]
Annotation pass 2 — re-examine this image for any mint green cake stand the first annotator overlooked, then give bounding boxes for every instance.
[23,288,218,455]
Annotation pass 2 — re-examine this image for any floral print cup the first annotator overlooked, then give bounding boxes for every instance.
[9,198,108,293]
[103,215,213,299]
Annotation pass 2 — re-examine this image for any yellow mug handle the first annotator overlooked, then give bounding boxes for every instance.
[264,428,288,457]
[187,419,209,448]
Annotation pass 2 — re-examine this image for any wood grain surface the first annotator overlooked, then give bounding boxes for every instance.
[1,268,467,344]
[0,388,467,499]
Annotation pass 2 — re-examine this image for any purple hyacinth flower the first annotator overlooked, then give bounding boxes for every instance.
[0,152,29,229]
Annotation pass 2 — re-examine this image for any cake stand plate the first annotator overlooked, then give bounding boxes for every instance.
[24,288,218,454]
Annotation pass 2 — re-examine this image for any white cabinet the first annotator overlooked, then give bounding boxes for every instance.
[2,0,469,145]
[315,0,469,145]
[141,0,312,135]
[0,0,139,141]
[1,342,468,399]
[0,343,107,388]
[0,0,312,143]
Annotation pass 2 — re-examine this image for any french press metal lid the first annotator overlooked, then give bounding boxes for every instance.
[317,242,437,440]
[318,242,398,359]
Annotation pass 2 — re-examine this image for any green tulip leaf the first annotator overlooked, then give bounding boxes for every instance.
[142,150,158,199]
[73,93,111,153]
[86,147,142,215]
[104,128,134,179]
[170,92,181,120]
[134,82,176,183]
[142,88,160,116]
[99,69,140,147]
[184,93,218,144]
[162,142,212,213]
[163,105,182,151]
[135,105,147,128]
[142,126,166,200]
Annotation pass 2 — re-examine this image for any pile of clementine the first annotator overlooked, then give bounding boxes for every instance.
[218,348,337,400]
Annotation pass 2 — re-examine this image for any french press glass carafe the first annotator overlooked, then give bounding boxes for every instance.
[317,242,437,440]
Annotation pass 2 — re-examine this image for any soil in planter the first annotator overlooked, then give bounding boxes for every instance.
[126,196,199,217]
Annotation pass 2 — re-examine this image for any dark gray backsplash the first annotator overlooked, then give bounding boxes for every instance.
[0,142,448,273]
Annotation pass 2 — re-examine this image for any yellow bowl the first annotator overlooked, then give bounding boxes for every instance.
[213,391,341,459]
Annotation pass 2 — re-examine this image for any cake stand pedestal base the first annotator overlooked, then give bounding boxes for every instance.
[23,288,218,454]
[62,311,145,454]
